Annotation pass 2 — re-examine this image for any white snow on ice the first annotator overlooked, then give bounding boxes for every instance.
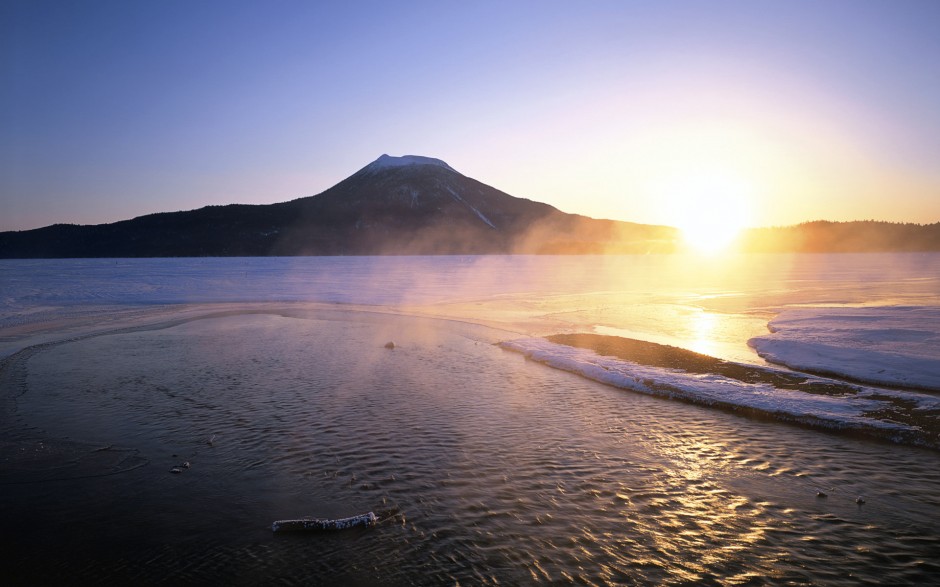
[501,337,940,441]
[749,306,940,391]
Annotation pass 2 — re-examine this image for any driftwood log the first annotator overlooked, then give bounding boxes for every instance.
[272,511,378,532]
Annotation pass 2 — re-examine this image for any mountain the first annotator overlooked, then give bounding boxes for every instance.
[0,154,677,258]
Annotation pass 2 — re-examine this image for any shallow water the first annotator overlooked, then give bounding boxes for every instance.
[4,309,939,585]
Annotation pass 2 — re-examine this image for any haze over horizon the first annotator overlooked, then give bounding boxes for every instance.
[2,0,939,233]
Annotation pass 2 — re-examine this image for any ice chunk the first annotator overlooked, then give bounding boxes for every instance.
[749,307,940,391]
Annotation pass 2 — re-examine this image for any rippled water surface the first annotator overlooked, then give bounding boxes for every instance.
[4,309,939,585]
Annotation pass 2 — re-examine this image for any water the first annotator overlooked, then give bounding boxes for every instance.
[2,254,940,584]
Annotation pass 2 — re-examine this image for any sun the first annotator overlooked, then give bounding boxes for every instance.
[662,171,753,255]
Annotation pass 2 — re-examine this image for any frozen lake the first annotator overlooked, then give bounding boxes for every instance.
[2,253,940,584]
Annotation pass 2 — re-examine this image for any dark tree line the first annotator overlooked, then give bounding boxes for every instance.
[739,221,940,253]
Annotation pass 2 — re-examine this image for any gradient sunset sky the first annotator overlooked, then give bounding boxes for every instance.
[2,0,939,232]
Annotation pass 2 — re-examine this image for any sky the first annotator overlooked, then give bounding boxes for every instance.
[2,0,940,232]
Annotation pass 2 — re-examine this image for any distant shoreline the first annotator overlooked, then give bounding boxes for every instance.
[3,243,940,259]
[2,211,938,259]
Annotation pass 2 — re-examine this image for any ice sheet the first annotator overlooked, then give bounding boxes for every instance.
[749,307,940,391]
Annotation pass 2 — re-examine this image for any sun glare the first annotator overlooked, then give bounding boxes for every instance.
[661,171,753,255]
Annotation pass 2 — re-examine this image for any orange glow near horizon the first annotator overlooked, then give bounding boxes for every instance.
[655,170,754,255]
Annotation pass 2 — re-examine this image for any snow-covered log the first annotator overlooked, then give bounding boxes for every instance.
[272,511,377,532]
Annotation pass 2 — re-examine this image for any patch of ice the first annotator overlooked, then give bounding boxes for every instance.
[749,306,940,391]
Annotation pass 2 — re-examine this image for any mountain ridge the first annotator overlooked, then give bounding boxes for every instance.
[3,155,938,258]
[0,154,676,258]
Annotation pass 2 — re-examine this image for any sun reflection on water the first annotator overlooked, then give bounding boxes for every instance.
[688,309,719,357]
[631,437,777,583]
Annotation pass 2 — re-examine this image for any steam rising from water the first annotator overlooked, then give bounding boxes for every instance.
[4,253,938,357]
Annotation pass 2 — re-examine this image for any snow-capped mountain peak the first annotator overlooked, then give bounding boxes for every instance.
[363,154,458,174]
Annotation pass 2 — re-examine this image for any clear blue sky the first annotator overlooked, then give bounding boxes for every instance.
[2,0,939,231]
